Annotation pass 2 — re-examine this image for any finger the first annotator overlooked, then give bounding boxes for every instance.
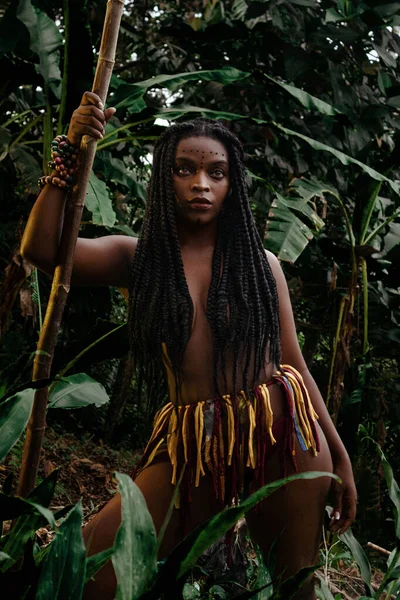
[329,486,343,532]
[75,105,106,123]
[80,91,104,109]
[73,124,103,140]
[104,107,116,122]
[76,115,105,132]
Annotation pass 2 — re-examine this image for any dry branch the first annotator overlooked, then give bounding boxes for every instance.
[16,0,125,498]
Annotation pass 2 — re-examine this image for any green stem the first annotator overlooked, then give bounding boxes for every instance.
[364,208,400,246]
[9,115,43,149]
[3,109,34,128]
[97,134,157,150]
[327,191,357,273]
[100,117,155,142]
[361,258,368,355]
[49,322,126,395]
[326,296,346,407]
[359,181,382,245]
[57,0,69,134]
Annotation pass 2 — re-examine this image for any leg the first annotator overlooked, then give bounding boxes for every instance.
[83,459,220,600]
[246,423,333,600]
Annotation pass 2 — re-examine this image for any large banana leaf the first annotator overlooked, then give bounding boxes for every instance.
[16,0,62,97]
[47,373,110,410]
[265,178,328,262]
[155,106,400,194]
[112,67,249,113]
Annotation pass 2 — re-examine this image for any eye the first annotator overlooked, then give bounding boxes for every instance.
[175,165,192,176]
[211,169,226,179]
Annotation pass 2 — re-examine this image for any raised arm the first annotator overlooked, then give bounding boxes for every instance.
[266,250,357,534]
[20,92,137,287]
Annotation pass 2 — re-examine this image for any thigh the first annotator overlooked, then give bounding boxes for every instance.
[246,423,333,599]
[83,459,220,600]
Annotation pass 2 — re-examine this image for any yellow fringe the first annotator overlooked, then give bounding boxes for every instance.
[246,401,256,468]
[260,384,276,444]
[224,395,235,466]
[284,364,319,422]
[167,408,179,485]
[195,402,205,486]
[218,410,225,500]
[141,437,165,471]
[286,371,314,450]
[182,406,189,464]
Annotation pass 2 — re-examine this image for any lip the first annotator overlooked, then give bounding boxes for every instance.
[188,196,212,210]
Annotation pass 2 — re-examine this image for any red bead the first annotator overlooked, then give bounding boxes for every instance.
[55,157,62,164]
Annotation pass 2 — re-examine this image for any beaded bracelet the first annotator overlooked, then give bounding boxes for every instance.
[38,135,79,191]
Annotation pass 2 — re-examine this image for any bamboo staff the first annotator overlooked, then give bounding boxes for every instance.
[17,0,125,498]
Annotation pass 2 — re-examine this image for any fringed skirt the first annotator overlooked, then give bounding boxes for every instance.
[131,365,320,516]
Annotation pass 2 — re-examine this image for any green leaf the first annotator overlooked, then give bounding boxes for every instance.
[265,178,327,262]
[325,505,372,597]
[16,0,62,97]
[0,387,34,463]
[86,171,116,227]
[263,75,345,117]
[48,373,110,409]
[86,547,114,583]
[112,68,250,113]
[112,473,158,600]
[325,8,344,23]
[182,583,201,599]
[387,96,400,108]
[0,492,55,525]
[35,501,86,600]
[0,471,58,572]
[9,146,42,192]
[338,528,372,595]
[316,573,336,599]
[266,194,315,262]
[0,551,12,562]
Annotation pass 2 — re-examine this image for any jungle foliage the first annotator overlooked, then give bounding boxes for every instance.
[0,0,400,597]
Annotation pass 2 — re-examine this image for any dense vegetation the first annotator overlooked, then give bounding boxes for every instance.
[0,0,400,597]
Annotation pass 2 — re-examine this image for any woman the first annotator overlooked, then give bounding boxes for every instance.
[21,91,357,600]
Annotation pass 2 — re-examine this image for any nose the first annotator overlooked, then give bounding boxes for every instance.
[190,170,210,192]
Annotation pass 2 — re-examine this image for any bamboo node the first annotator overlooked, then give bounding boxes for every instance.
[98,58,116,66]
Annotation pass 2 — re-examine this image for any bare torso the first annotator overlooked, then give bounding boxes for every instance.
[163,246,284,419]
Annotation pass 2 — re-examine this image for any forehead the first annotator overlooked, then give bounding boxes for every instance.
[175,136,228,159]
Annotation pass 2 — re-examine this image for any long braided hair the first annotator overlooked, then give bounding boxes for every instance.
[128,118,281,407]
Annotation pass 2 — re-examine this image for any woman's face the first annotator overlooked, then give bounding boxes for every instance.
[172,135,230,226]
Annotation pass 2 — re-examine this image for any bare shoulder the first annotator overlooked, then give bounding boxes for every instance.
[73,234,138,287]
[264,249,285,285]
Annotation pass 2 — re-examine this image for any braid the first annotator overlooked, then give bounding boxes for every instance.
[128,118,281,408]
